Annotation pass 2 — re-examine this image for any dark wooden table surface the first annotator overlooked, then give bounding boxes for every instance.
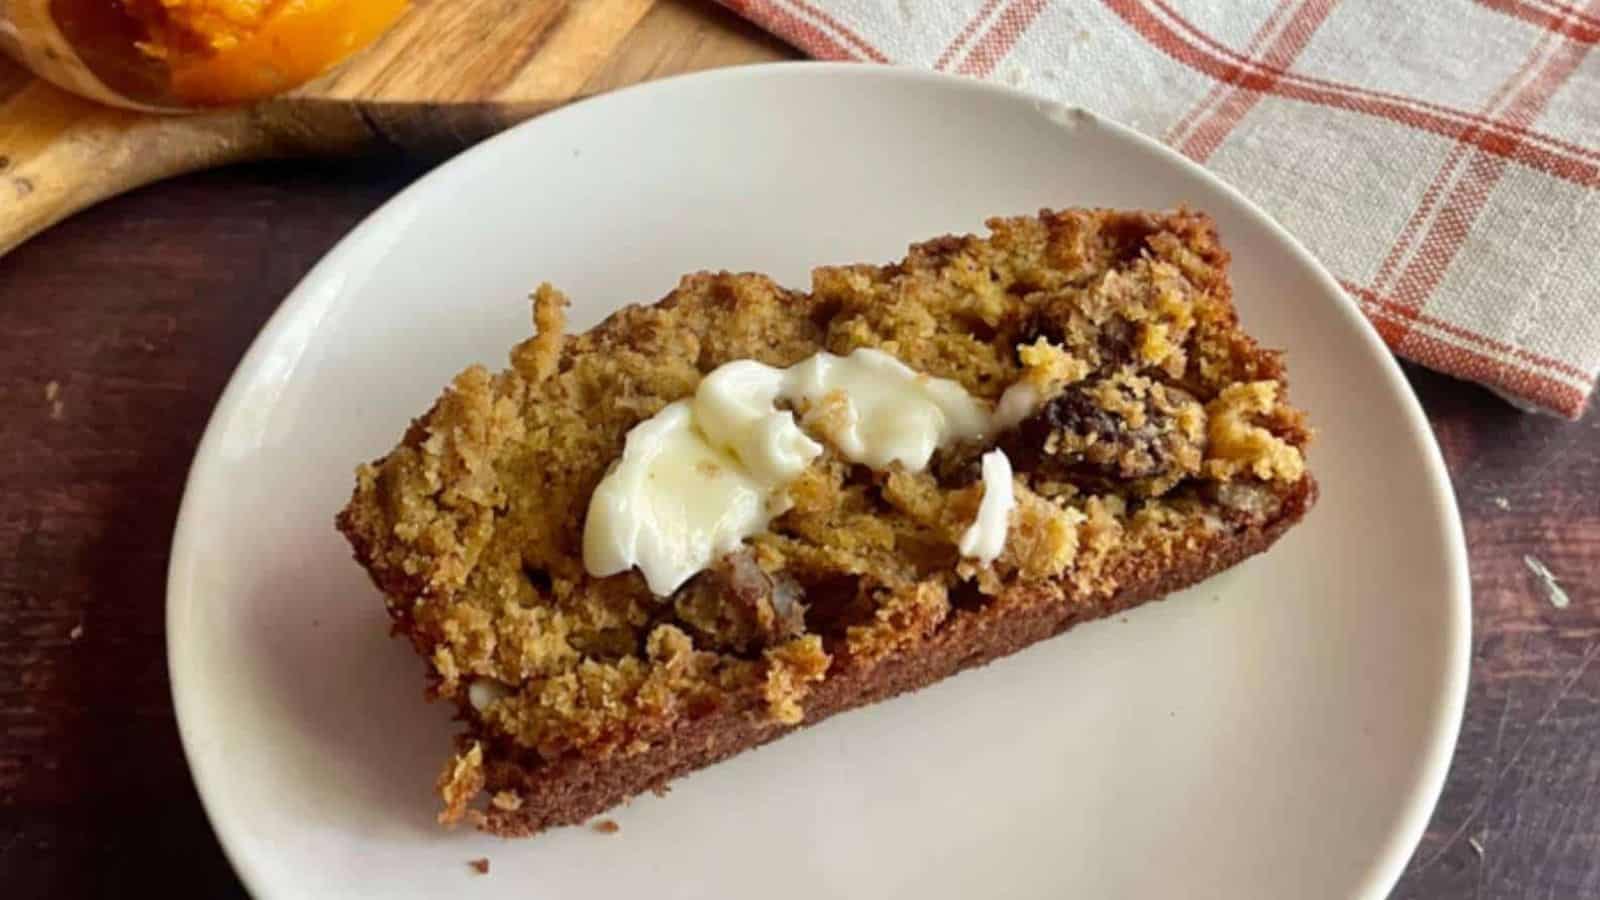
[1,153,1596,897]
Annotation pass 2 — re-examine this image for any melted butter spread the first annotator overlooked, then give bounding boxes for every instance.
[584,348,1013,595]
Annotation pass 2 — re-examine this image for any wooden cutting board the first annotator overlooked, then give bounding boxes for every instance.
[0,0,791,256]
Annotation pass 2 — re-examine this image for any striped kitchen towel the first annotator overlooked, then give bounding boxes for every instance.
[721,0,1600,418]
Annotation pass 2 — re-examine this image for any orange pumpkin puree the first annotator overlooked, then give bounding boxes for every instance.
[118,0,406,104]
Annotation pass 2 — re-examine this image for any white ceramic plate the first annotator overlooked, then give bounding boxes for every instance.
[168,63,1470,900]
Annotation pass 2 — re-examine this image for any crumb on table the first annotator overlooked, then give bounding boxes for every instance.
[45,380,64,420]
[469,857,489,875]
[1523,555,1570,609]
[592,819,620,834]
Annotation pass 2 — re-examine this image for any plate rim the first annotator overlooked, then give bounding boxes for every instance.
[165,60,1471,899]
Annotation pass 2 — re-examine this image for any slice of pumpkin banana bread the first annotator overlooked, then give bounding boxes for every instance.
[337,207,1315,836]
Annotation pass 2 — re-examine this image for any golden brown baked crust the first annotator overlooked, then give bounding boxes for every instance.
[337,207,1315,836]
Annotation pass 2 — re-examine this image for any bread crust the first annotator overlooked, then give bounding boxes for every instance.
[346,478,1314,837]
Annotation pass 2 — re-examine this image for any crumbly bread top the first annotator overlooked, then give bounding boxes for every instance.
[339,208,1310,772]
